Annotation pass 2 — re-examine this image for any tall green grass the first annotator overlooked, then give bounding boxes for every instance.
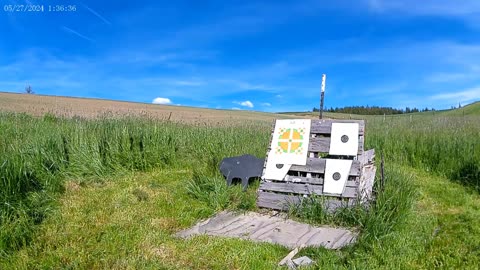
[1,111,479,257]
[289,166,417,245]
[0,112,270,253]
[367,115,480,191]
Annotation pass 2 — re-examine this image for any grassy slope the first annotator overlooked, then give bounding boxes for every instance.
[1,170,287,269]
[441,101,480,116]
[1,95,480,269]
[3,166,479,269]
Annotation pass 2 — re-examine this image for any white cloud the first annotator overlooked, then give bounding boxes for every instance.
[261,102,271,106]
[431,87,480,103]
[241,100,254,107]
[152,97,172,104]
[233,100,254,108]
[232,107,242,110]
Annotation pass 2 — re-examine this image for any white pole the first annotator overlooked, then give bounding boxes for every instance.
[320,74,326,119]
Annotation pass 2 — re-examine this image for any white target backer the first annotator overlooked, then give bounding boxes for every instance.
[323,159,352,195]
[262,119,311,181]
[268,119,311,165]
[329,123,359,156]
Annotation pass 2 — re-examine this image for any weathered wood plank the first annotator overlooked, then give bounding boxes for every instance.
[308,137,330,152]
[341,186,358,198]
[257,192,302,210]
[310,120,365,135]
[290,158,361,176]
[308,136,364,154]
[358,135,365,155]
[259,182,358,198]
[257,192,356,211]
[358,164,377,203]
[274,175,358,187]
[358,149,375,165]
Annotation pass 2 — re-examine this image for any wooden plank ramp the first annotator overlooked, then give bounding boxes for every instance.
[176,211,358,249]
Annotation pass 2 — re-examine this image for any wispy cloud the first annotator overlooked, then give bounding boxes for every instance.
[152,97,172,104]
[363,82,409,96]
[61,26,94,42]
[172,80,204,86]
[261,102,271,106]
[431,87,480,103]
[425,72,472,83]
[364,0,480,16]
[216,79,277,91]
[83,4,112,25]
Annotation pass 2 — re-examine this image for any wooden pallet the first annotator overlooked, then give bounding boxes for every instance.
[257,119,376,211]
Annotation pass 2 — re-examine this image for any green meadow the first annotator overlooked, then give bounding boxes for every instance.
[1,102,479,269]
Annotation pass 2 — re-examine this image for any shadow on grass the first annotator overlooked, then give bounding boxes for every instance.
[450,161,480,193]
[185,169,258,213]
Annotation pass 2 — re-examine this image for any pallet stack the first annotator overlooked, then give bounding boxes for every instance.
[257,119,376,211]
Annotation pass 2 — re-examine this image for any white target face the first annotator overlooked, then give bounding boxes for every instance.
[323,159,352,195]
[329,123,359,156]
[262,159,292,181]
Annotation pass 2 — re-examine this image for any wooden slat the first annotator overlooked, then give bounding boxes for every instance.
[257,192,301,210]
[358,149,375,165]
[308,137,330,152]
[279,175,358,187]
[259,182,358,198]
[310,120,365,135]
[358,164,377,203]
[359,135,365,155]
[257,192,356,211]
[289,158,361,176]
[308,137,364,154]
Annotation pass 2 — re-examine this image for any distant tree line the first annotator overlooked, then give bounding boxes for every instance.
[312,106,436,115]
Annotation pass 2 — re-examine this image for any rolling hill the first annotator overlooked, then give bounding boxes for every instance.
[441,101,480,116]
[0,91,299,123]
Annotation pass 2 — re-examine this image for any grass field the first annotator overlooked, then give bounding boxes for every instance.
[1,93,479,269]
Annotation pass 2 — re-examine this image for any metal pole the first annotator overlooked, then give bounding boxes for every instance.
[320,74,326,119]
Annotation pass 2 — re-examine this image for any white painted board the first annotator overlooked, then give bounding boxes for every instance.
[262,157,292,181]
[329,123,359,156]
[323,159,353,195]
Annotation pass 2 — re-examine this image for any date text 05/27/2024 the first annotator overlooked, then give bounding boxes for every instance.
[3,5,77,13]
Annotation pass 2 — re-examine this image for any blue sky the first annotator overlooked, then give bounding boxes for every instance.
[1,0,480,112]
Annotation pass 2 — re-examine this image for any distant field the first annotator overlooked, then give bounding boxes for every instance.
[0,92,299,123]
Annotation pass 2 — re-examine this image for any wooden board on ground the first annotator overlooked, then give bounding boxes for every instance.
[176,211,357,249]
